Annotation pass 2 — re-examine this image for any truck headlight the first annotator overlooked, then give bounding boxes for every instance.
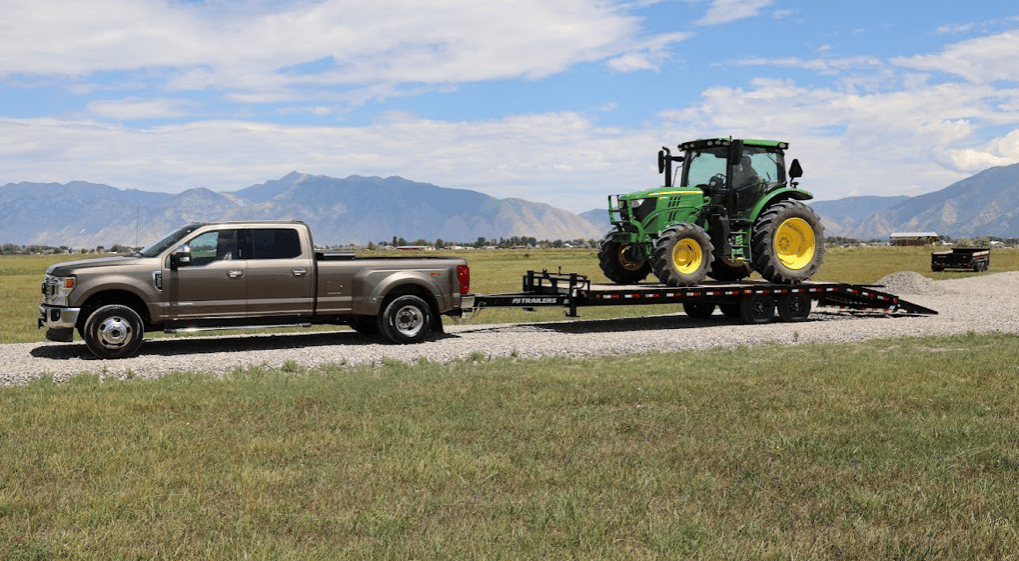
[42,275,76,306]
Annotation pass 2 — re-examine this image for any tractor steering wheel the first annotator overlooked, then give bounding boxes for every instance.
[708,174,726,189]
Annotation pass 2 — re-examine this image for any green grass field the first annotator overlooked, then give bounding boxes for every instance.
[5,246,1018,343]
[3,332,1019,559]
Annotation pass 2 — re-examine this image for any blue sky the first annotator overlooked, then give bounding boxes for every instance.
[3,0,1019,213]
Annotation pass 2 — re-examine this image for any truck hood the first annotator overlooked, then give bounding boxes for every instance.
[47,255,152,276]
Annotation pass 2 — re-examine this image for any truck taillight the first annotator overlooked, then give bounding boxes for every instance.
[457,265,470,295]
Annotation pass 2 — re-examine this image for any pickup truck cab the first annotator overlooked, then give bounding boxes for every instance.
[39,221,470,358]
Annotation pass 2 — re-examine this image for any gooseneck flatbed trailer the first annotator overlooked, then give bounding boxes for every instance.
[466,270,937,324]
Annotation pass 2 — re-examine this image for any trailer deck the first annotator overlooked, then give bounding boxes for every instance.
[467,269,937,324]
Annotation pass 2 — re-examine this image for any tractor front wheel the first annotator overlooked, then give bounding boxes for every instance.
[752,200,825,284]
[598,230,651,284]
[652,223,713,287]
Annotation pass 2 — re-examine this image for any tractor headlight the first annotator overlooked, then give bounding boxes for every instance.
[631,197,658,222]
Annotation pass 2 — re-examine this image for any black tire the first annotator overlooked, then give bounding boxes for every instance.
[380,295,433,344]
[82,304,145,359]
[708,257,752,281]
[740,294,775,324]
[683,302,715,320]
[719,303,742,319]
[751,200,825,284]
[776,293,811,322]
[350,316,380,336]
[598,230,651,284]
[651,223,713,287]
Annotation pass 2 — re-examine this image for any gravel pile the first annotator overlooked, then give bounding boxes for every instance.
[875,271,946,296]
[5,271,1019,386]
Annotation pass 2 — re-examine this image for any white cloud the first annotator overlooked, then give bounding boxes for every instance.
[694,0,772,26]
[894,30,1019,83]
[0,0,685,108]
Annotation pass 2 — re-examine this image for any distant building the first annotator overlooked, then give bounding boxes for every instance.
[890,232,939,246]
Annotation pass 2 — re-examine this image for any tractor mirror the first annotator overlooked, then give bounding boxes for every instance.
[658,149,667,174]
[728,140,744,166]
[789,159,803,179]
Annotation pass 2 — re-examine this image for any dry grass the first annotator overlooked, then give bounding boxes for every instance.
[2,331,1019,559]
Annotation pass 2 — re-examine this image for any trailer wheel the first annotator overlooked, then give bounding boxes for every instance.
[777,293,811,322]
[683,302,715,320]
[380,295,433,344]
[740,294,775,324]
[652,223,713,287]
[719,303,741,319]
[82,304,145,359]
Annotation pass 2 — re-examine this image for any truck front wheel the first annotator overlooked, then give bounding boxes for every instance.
[380,295,433,344]
[82,304,145,359]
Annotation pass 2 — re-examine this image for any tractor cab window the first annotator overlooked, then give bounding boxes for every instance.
[682,147,728,187]
[735,146,785,188]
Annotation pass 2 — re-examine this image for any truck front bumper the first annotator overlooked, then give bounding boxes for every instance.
[38,305,81,342]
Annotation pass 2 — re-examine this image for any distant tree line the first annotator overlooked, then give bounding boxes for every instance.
[366,236,600,250]
[0,243,136,255]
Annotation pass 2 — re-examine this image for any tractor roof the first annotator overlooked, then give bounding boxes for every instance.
[679,138,789,151]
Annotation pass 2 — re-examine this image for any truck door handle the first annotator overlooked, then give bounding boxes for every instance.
[292,268,308,277]
[227,270,244,278]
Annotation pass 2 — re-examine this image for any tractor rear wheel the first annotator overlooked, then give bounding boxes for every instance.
[598,230,651,284]
[752,200,825,284]
[652,223,713,287]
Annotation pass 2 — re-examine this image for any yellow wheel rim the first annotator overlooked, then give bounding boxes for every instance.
[618,244,645,271]
[774,218,816,270]
[672,238,703,274]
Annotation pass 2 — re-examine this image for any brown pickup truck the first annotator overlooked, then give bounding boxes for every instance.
[39,221,470,359]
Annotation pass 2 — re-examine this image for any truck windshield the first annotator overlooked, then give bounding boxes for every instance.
[137,225,203,258]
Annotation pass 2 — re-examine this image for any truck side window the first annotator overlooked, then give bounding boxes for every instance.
[188,230,239,266]
[250,228,302,259]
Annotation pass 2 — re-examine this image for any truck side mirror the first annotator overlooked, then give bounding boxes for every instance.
[170,245,192,269]
[789,159,803,180]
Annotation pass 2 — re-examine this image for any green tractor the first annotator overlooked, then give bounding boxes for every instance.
[599,138,824,286]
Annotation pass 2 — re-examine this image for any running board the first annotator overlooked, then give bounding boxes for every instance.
[164,323,313,334]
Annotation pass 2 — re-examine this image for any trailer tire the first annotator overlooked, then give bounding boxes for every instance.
[598,230,651,284]
[740,294,775,324]
[380,295,432,344]
[719,303,741,319]
[652,223,713,287]
[82,304,145,359]
[752,200,825,283]
[683,302,715,320]
[777,293,811,322]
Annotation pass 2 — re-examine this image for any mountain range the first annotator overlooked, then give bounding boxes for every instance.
[3,161,1019,248]
[0,173,602,248]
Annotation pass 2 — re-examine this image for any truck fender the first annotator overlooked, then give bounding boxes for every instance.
[352,270,443,318]
[73,277,158,326]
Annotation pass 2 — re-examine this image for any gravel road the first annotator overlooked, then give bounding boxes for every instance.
[5,271,1018,386]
